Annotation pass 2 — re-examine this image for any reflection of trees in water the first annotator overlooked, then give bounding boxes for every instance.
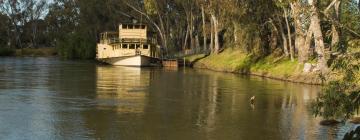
[189,70,324,139]
[84,67,326,139]
[279,83,322,139]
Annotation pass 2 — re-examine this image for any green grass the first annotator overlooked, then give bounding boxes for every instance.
[194,48,304,78]
[184,54,207,62]
[195,48,249,72]
[250,56,302,78]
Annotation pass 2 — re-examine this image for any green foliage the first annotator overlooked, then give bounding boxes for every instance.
[144,0,158,15]
[0,47,15,56]
[311,81,358,120]
[0,13,9,47]
[15,48,57,56]
[311,39,360,121]
[340,0,360,40]
[44,0,138,60]
[57,32,96,59]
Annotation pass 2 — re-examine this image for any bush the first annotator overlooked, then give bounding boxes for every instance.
[311,39,360,122]
[0,47,15,56]
[56,32,96,59]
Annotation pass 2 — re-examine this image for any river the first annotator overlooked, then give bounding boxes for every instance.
[0,57,357,140]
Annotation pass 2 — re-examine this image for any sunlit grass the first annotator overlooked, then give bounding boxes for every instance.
[184,54,206,62]
[194,48,303,77]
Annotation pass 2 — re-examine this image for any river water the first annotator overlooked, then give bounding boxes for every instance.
[0,57,357,140]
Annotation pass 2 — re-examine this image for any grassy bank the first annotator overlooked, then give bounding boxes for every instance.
[187,48,323,85]
[15,47,57,57]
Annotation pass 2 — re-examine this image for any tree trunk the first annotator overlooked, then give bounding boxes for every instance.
[277,20,289,56]
[211,14,219,54]
[14,26,23,49]
[202,5,207,51]
[304,24,314,57]
[157,13,168,54]
[210,16,214,53]
[331,0,341,48]
[234,22,238,43]
[195,35,200,53]
[291,2,307,63]
[183,24,190,52]
[190,9,194,50]
[283,8,294,61]
[32,23,38,48]
[6,22,11,47]
[268,19,278,52]
[309,0,328,71]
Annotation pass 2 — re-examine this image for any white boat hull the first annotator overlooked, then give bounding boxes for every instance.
[98,55,156,66]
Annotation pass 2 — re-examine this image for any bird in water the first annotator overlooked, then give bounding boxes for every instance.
[250,95,255,104]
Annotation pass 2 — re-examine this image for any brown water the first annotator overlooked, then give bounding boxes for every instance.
[0,57,357,140]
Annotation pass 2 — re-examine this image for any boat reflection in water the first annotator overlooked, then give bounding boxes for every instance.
[96,66,150,113]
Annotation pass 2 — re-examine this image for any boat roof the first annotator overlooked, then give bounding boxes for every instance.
[120,23,147,26]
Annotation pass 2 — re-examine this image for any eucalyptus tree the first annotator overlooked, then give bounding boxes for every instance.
[196,0,207,51]
[178,0,195,51]
[125,0,171,54]
[0,13,10,47]
[208,0,221,54]
[273,0,294,60]
[0,0,49,48]
[0,0,27,48]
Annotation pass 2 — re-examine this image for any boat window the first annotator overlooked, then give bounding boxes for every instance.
[141,25,146,29]
[136,44,140,49]
[122,25,127,29]
[134,25,140,29]
[122,44,128,49]
[143,45,149,49]
[128,25,133,29]
[129,44,135,49]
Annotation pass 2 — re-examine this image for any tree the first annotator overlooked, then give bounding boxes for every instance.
[311,39,360,122]
[0,0,27,49]
[0,13,10,47]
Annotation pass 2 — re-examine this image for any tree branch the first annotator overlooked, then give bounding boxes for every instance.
[320,11,360,38]
[123,1,165,47]
[324,0,338,14]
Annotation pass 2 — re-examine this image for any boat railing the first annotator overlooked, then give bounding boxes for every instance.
[100,38,120,44]
[119,37,157,44]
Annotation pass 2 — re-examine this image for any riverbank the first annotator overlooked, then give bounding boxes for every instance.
[186,48,324,85]
[15,47,57,57]
[0,47,57,57]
